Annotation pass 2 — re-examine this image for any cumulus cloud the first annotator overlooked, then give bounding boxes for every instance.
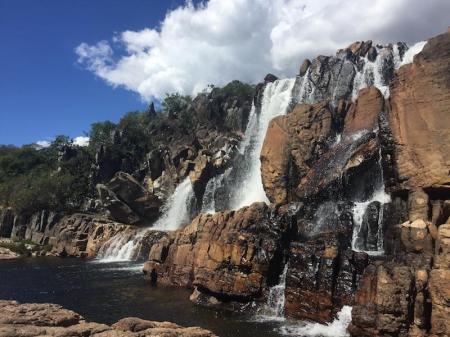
[36,140,51,148]
[73,136,90,147]
[75,0,450,101]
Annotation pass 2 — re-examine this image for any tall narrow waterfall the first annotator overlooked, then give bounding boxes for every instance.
[152,177,195,231]
[351,148,391,255]
[230,78,296,210]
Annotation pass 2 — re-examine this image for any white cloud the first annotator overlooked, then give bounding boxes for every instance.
[36,140,51,148]
[75,0,450,101]
[73,136,90,147]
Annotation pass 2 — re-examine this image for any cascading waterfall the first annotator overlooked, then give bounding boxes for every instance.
[351,48,393,100]
[230,78,296,210]
[97,177,195,261]
[97,232,141,262]
[152,177,195,231]
[351,146,391,255]
[201,169,231,214]
[255,263,289,322]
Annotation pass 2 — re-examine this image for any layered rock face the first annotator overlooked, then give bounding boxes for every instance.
[0,300,216,337]
[3,210,134,258]
[348,30,450,337]
[261,86,383,205]
[144,202,294,301]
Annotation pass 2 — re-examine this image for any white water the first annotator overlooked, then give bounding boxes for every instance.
[351,148,391,255]
[201,171,226,214]
[351,47,392,100]
[279,306,352,337]
[152,177,195,231]
[231,78,296,210]
[399,41,426,67]
[255,263,289,322]
[97,177,195,262]
[97,232,141,262]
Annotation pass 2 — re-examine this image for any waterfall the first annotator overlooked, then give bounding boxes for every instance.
[279,306,352,337]
[230,78,296,210]
[97,231,141,262]
[351,148,391,255]
[398,41,426,67]
[152,177,195,231]
[351,48,393,100]
[201,169,230,214]
[97,177,195,261]
[255,263,289,322]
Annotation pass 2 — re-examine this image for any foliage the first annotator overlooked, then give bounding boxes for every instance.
[162,93,191,117]
[0,138,92,214]
[219,80,253,99]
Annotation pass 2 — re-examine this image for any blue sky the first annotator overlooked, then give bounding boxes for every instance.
[0,0,189,146]
[1,0,448,146]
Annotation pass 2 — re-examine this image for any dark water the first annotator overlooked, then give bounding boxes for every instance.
[0,257,287,337]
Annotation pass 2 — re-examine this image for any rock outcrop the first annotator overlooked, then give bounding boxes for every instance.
[348,30,450,337]
[261,87,384,204]
[387,31,450,191]
[144,202,294,302]
[0,300,216,337]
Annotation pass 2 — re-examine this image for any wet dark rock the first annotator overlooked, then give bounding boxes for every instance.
[0,207,14,238]
[367,46,378,62]
[264,73,278,83]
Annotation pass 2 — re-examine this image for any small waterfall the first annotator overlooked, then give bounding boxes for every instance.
[97,177,195,261]
[351,148,391,255]
[201,169,230,214]
[152,177,195,231]
[97,231,141,262]
[256,263,289,322]
[230,78,296,210]
[351,48,392,100]
[398,41,426,67]
[279,306,352,337]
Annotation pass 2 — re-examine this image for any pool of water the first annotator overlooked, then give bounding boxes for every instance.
[0,257,351,337]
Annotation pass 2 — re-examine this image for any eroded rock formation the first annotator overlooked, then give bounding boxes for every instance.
[0,300,216,337]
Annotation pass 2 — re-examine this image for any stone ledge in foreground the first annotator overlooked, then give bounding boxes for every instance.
[0,300,217,337]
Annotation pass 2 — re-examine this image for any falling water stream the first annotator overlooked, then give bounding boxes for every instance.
[90,40,428,335]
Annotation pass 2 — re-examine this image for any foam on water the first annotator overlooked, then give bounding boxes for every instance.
[278,306,352,337]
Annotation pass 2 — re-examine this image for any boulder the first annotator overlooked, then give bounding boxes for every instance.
[299,59,311,76]
[146,203,293,300]
[261,102,334,204]
[0,300,217,337]
[388,30,450,191]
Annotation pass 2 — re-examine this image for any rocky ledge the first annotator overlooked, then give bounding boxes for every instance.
[0,300,216,337]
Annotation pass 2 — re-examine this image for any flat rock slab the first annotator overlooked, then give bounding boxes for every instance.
[0,300,217,337]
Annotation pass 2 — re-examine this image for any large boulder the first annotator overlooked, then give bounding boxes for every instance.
[387,31,450,191]
[144,202,293,300]
[261,86,384,204]
[261,102,335,204]
[0,300,217,337]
